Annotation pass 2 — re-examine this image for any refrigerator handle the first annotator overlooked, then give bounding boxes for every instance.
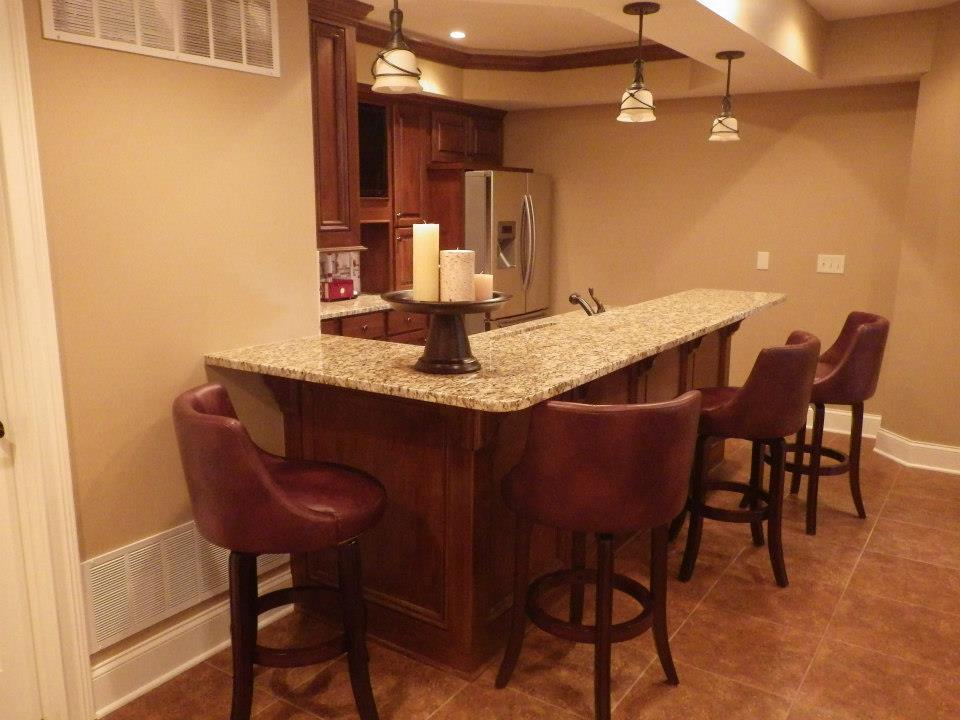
[519,195,531,287]
[526,193,537,291]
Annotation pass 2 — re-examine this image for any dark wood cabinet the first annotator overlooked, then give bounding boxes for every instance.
[321,309,426,346]
[392,103,429,227]
[394,226,414,290]
[310,20,361,249]
[468,115,503,165]
[431,110,469,162]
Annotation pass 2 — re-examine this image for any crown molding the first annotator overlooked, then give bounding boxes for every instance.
[309,0,375,25]
[355,24,685,71]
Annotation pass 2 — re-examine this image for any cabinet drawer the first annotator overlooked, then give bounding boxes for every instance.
[389,328,427,346]
[387,310,428,335]
[341,311,386,339]
[320,318,342,335]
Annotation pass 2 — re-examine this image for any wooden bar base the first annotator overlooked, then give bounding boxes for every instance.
[266,326,736,674]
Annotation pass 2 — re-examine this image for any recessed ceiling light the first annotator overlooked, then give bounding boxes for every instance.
[449,30,466,40]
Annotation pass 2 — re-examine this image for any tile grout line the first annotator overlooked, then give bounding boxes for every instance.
[610,544,748,714]
[423,681,470,720]
[782,464,900,717]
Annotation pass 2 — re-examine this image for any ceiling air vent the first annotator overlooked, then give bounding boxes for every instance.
[42,0,280,76]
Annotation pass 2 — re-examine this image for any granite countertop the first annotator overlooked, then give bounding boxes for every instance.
[319,294,391,321]
[209,289,785,413]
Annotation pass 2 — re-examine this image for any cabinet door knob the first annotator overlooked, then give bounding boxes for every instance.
[361,324,369,332]
[395,212,402,218]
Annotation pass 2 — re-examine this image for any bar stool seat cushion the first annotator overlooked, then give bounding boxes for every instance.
[259,452,386,546]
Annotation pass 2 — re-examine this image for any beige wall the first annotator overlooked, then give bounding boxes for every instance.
[503,83,918,410]
[24,0,318,560]
[883,3,960,446]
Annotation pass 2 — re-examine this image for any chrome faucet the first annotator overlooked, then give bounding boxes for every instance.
[569,293,595,316]
[588,288,607,314]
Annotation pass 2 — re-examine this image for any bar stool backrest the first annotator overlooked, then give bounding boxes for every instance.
[708,331,821,441]
[508,391,702,535]
[172,383,302,551]
[814,312,890,404]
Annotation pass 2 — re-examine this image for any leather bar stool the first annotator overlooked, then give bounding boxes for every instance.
[783,312,889,535]
[496,392,701,720]
[172,384,386,720]
[678,332,820,588]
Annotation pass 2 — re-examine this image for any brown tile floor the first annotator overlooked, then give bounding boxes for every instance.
[108,436,960,720]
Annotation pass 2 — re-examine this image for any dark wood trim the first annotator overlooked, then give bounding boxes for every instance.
[309,0,374,25]
[358,83,506,119]
[356,24,685,71]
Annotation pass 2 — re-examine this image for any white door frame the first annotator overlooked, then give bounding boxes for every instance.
[0,1,95,718]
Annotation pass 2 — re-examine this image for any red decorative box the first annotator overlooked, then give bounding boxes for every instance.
[321,279,354,301]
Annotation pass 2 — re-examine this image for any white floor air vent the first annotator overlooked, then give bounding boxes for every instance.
[83,520,287,652]
[42,0,280,76]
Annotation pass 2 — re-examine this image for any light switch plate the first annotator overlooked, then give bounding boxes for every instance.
[817,254,845,274]
[756,251,770,270]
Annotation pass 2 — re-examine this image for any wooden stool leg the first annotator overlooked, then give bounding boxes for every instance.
[667,508,686,543]
[229,552,258,720]
[570,531,587,625]
[594,535,615,720]
[849,403,867,519]
[791,424,807,495]
[767,439,789,587]
[805,404,825,536]
[496,518,532,689]
[679,435,707,582]
[337,540,380,720]
[749,441,766,547]
[650,525,679,685]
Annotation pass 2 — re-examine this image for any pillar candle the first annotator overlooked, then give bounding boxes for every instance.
[474,273,493,301]
[412,224,440,301]
[439,250,476,302]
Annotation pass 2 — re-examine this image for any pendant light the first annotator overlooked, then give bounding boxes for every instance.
[710,51,745,142]
[372,0,422,94]
[617,2,660,123]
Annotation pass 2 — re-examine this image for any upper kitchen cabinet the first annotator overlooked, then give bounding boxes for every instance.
[393,102,429,227]
[430,109,504,166]
[309,1,371,250]
[468,115,503,166]
[431,110,469,163]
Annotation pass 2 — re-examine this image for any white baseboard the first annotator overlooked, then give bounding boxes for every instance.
[806,408,959,476]
[806,406,882,439]
[875,429,960,476]
[92,569,293,718]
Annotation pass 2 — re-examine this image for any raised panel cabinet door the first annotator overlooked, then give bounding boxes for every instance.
[392,102,428,227]
[431,110,468,163]
[395,227,414,289]
[468,115,503,165]
[311,20,361,249]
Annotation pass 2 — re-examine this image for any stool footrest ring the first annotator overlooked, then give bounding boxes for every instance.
[767,444,849,476]
[526,568,653,645]
[694,480,770,524]
[253,585,347,669]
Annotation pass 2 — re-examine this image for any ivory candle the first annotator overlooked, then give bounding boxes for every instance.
[412,224,440,301]
[439,250,476,302]
[474,273,493,301]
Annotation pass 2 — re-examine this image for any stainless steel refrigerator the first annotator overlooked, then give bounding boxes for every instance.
[464,169,552,333]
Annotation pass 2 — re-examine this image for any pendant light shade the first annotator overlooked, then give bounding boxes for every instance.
[617,2,659,123]
[710,50,744,142]
[372,0,422,94]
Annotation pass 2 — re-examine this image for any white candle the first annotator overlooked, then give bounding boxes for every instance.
[474,273,493,301]
[412,224,440,301]
[440,250,476,302]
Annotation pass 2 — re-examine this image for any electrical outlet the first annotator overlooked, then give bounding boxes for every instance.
[817,254,845,274]
[756,251,770,270]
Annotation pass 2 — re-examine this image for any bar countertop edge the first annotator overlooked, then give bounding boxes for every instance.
[205,289,786,413]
